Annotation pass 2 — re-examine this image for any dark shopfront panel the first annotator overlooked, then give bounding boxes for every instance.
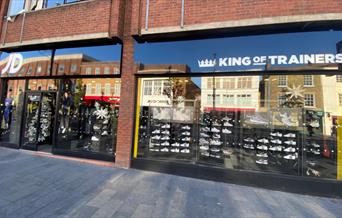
[0,44,122,161]
[132,31,342,187]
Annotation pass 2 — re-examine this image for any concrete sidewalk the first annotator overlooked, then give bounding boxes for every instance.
[0,147,341,218]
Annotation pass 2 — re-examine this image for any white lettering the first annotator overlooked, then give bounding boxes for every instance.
[242,57,251,66]
[219,58,228,66]
[268,56,278,65]
[336,53,342,64]
[1,53,23,75]
[277,56,287,65]
[304,54,315,64]
[288,55,300,64]
[324,54,335,63]
[315,54,325,64]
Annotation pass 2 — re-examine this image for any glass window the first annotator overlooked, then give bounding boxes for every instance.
[304,75,314,87]
[37,64,42,74]
[114,82,121,96]
[104,67,110,75]
[86,67,92,75]
[8,0,25,16]
[153,80,162,95]
[222,78,235,89]
[27,66,33,75]
[339,93,342,106]
[95,83,102,95]
[237,77,252,89]
[304,94,315,107]
[46,0,65,8]
[95,67,100,75]
[215,78,221,89]
[278,75,287,87]
[207,78,213,89]
[58,64,65,74]
[70,64,77,73]
[143,80,152,96]
[113,67,120,75]
[278,95,286,107]
[86,83,92,95]
[337,75,342,83]
[105,83,111,96]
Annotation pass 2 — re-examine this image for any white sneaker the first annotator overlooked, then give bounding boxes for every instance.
[91,136,99,141]
[181,137,191,142]
[171,148,179,153]
[271,139,282,144]
[201,151,210,156]
[210,154,222,159]
[201,127,210,132]
[211,127,220,133]
[284,153,297,160]
[180,149,190,153]
[256,153,268,158]
[212,121,221,126]
[161,148,169,152]
[269,146,282,151]
[200,133,210,137]
[199,138,209,145]
[210,148,220,152]
[200,145,209,150]
[256,159,268,165]
[284,133,296,138]
[284,140,296,146]
[244,138,254,143]
[149,148,159,152]
[210,140,222,146]
[180,143,189,148]
[182,125,191,130]
[213,134,221,139]
[270,132,282,137]
[309,120,319,128]
[161,130,170,135]
[152,129,160,134]
[243,144,254,149]
[247,114,268,125]
[161,136,170,140]
[258,138,269,144]
[310,149,320,155]
[223,122,233,127]
[222,129,232,134]
[171,142,180,147]
[151,135,161,140]
[182,131,190,136]
[161,141,170,146]
[101,131,108,136]
[284,147,296,152]
[257,145,268,151]
[222,116,231,121]
[161,124,170,129]
[93,126,101,130]
[311,143,320,148]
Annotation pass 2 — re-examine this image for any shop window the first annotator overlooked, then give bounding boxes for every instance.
[278,75,287,87]
[304,94,315,107]
[207,94,220,104]
[223,94,234,105]
[95,67,100,75]
[95,83,102,95]
[237,94,252,106]
[339,93,342,106]
[222,78,235,89]
[105,83,111,96]
[104,67,110,75]
[304,75,314,87]
[337,75,342,83]
[278,95,286,107]
[237,77,252,89]
[114,82,121,96]
[58,64,65,74]
[70,64,77,73]
[86,67,92,75]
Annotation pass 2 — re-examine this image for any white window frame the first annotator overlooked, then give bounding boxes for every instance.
[70,64,77,73]
[339,93,342,106]
[143,80,152,96]
[303,75,314,87]
[237,77,252,89]
[304,93,315,107]
[278,75,287,87]
[95,83,102,95]
[86,83,92,95]
[337,75,342,83]
[95,67,101,75]
[104,83,111,96]
[85,67,92,75]
[114,82,121,96]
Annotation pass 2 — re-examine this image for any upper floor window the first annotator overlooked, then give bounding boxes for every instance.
[222,78,235,89]
[104,67,110,75]
[337,75,342,83]
[95,67,100,75]
[278,75,287,87]
[339,93,342,107]
[58,64,65,73]
[304,93,315,107]
[237,77,252,89]
[36,64,42,74]
[143,80,152,96]
[70,64,77,73]
[85,67,92,75]
[304,75,314,87]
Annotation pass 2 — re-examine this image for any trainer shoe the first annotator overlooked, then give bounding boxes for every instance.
[161,136,170,140]
[284,147,296,152]
[258,138,269,144]
[284,140,296,146]
[269,145,282,151]
[182,137,191,142]
[200,133,210,137]
[270,132,282,137]
[211,127,220,133]
[257,145,268,151]
[161,141,170,146]
[182,131,191,136]
[284,133,296,138]
[223,122,233,127]
[244,138,255,143]
[180,143,189,148]
[222,129,232,134]
[180,149,190,153]
[256,152,268,158]
[152,129,160,134]
[200,145,209,150]
[171,142,180,147]
[161,148,169,152]
[270,139,282,144]
[171,148,179,153]
[181,125,191,130]
[161,124,170,129]
[256,159,268,165]
[151,135,161,140]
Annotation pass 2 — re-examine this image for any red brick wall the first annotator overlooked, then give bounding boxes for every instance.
[1,0,124,45]
[131,0,342,34]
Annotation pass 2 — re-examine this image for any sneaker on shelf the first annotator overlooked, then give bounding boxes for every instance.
[284,133,296,138]
[223,122,233,127]
[161,130,170,135]
[247,114,268,125]
[213,134,221,139]
[152,129,160,134]
[212,121,221,126]
[201,151,210,157]
[256,152,268,158]
[180,143,189,148]
[199,138,209,145]
[210,148,221,152]
[201,127,210,132]
[244,138,255,143]
[222,116,231,121]
[284,153,297,160]
[222,129,232,134]
[182,125,191,130]
[182,131,191,136]
[101,131,109,136]
[284,140,296,146]
[211,127,220,133]
[311,143,320,148]
[210,154,222,159]
[270,132,282,137]
[308,120,319,128]
[270,139,282,144]
[161,136,170,140]
[243,144,255,149]
[91,136,99,141]
[200,145,209,151]
[182,137,191,142]
[161,141,170,146]
[171,142,180,147]
[151,135,161,140]
[200,133,210,137]
[256,159,268,165]
[171,148,180,153]
[93,126,101,130]
[257,145,268,151]
[161,124,171,129]
[269,145,282,152]
[284,147,296,152]
[161,148,169,152]
[210,140,222,146]
[149,148,159,152]
[258,138,269,144]
[180,148,190,153]
[310,149,320,155]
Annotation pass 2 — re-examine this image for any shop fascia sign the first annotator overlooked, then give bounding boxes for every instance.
[1,53,23,74]
[198,53,342,68]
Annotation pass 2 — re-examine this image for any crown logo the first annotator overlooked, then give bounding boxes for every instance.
[198,59,216,68]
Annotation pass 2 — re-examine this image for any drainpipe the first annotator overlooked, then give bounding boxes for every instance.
[145,0,149,31]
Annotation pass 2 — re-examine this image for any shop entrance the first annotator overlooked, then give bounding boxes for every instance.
[21,91,57,152]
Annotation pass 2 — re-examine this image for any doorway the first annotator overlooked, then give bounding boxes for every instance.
[21,91,57,152]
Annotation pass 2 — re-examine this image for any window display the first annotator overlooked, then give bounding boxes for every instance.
[136,74,340,179]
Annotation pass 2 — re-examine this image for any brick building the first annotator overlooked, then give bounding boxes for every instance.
[0,0,342,195]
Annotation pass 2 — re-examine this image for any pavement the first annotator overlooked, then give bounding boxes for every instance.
[1,147,342,218]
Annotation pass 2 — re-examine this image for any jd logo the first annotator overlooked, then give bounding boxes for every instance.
[1,53,23,75]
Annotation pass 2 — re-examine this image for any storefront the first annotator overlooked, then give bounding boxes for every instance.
[132,31,342,183]
[0,44,121,161]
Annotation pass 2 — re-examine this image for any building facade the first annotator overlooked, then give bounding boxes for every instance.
[1,0,342,196]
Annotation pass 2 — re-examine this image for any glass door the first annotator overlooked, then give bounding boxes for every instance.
[21,91,56,151]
